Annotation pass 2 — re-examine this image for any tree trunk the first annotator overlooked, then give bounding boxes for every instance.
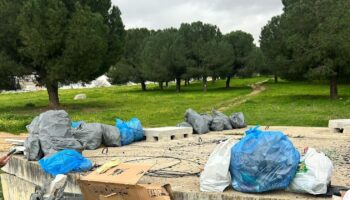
[330,75,338,99]
[226,76,231,89]
[141,81,146,91]
[159,82,164,90]
[186,79,190,86]
[176,77,181,92]
[274,74,278,83]
[46,81,59,107]
[165,81,168,87]
[212,76,217,84]
[202,76,207,92]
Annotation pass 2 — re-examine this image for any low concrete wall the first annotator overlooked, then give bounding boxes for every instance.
[1,173,36,200]
[1,155,81,195]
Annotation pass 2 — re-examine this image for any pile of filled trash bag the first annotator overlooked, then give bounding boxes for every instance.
[24,110,144,161]
[177,108,246,134]
[200,126,335,196]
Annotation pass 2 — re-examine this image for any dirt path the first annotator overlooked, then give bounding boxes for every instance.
[216,79,268,112]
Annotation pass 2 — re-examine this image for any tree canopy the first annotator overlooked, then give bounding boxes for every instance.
[0,0,125,106]
[260,0,350,98]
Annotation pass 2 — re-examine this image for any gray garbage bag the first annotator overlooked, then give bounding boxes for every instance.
[26,116,40,135]
[201,114,213,127]
[230,112,246,128]
[72,122,103,150]
[26,110,83,159]
[185,109,209,134]
[50,137,83,152]
[212,110,233,130]
[210,117,225,131]
[177,121,192,127]
[25,116,43,161]
[24,135,43,161]
[38,110,76,155]
[101,124,121,147]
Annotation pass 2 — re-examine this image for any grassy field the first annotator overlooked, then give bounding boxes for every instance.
[0,77,266,133]
[0,77,349,134]
[227,81,350,127]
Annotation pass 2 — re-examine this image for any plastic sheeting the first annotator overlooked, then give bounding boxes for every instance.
[185,109,209,134]
[230,126,300,193]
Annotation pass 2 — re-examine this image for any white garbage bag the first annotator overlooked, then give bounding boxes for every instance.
[343,190,350,200]
[200,138,237,192]
[288,147,334,195]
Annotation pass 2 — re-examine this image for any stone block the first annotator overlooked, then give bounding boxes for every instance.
[143,127,193,142]
[329,119,350,133]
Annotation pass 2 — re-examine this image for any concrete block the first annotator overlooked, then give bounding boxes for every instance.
[329,119,350,133]
[144,127,193,142]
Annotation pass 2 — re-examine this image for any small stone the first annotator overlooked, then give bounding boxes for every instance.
[74,93,87,100]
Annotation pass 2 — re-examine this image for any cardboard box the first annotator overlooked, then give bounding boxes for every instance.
[78,163,173,200]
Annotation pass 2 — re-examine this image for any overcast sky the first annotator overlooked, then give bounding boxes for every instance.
[111,0,284,45]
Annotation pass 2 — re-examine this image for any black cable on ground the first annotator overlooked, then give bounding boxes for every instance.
[86,155,203,178]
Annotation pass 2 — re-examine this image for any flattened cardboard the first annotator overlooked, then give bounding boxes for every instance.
[78,163,173,200]
[79,163,153,185]
[99,184,172,200]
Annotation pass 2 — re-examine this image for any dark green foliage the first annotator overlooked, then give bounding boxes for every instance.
[179,21,223,91]
[108,28,151,91]
[223,31,255,88]
[0,0,125,106]
[261,0,350,98]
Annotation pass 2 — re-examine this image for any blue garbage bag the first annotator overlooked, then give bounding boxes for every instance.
[116,119,135,146]
[229,126,300,193]
[127,118,144,141]
[39,149,93,176]
[71,121,83,129]
[116,118,144,146]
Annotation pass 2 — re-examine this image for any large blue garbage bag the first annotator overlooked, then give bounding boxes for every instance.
[229,126,300,193]
[116,118,144,145]
[39,149,93,176]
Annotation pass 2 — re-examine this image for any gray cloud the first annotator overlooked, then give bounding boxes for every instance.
[111,0,283,44]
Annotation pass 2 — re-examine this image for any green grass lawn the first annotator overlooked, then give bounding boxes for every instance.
[226,81,350,127]
[1,77,349,134]
[0,77,266,133]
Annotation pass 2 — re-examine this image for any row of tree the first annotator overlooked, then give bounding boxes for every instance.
[107,22,261,92]
[260,0,350,99]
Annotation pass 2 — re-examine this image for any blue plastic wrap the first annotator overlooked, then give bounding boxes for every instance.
[39,149,93,176]
[116,118,144,145]
[229,126,300,193]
